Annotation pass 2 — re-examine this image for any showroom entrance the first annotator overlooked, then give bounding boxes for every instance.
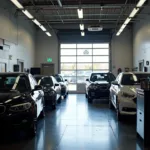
[60,43,110,93]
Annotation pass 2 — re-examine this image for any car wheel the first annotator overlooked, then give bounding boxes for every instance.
[40,108,45,118]
[109,95,113,109]
[52,104,56,110]
[88,97,93,103]
[28,119,37,137]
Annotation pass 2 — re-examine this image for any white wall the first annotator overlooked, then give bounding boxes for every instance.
[0,0,36,72]
[35,29,59,74]
[111,28,133,76]
[133,3,150,70]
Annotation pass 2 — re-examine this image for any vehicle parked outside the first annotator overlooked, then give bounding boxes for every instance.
[54,74,68,99]
[109,72,138,121]
[85,72,116,103]
[34,75,61,109]
[0,73,45,136]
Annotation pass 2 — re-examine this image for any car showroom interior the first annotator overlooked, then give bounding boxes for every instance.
[0,0,150,150]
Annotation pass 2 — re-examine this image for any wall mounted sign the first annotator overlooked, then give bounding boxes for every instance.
[47,58,52,62]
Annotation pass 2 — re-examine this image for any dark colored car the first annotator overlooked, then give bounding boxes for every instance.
[54,74,68,99]
[34,75,61,109]
[85,72,116,103]
[0,73,45,136]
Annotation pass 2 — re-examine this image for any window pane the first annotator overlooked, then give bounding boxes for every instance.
[77,70,92,76]
[77,63,92,69]
[61,63,76,70]
[68,84,76,91]
[61,56,76,62]
[77,49,92,55]
[77,77,89,83]
[77,56,92,62]
[63,77,77,83]
[93,63,109,70]
[61,49,76,55]
[93,43,109,48]
[61,71,76,76]
[61,44,76,48]
[93,70,109,73]
[93,56,109,62]
[93,49,109,55]
[77,44,92,48]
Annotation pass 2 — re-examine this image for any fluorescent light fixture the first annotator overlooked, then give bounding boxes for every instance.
[77,9,83,19]
[22,10,33,19]
[137,0,146,7]
[120,24,126,30]
[32,19,41,26]
[81,31,85,36]
[11,0,24,9]
[129,8,139,18]
[46,32,51,37]
[57,0,62,7]
[40,25,46,31]
[80,24,84,30]
[116,32,121,36]
[124,18,131,25]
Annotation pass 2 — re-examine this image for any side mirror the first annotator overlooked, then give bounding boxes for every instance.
[65,79,68,82]
[34,85,43,91]
[111,81,119,86]
[55,83,59,86]
[86,79,89,81]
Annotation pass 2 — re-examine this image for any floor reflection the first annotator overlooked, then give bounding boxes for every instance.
[0,94,149,150]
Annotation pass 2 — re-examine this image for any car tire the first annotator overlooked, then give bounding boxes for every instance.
[52,104,56,110]
[28,119,37,137]
[88,97,93,103]
[109,95,113,109]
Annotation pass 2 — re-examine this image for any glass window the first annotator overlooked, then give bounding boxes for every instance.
[63,76,77,83]
[77,63,92,70]
[61,49,76,55]
[61,44,76,48]
[93,63,109,70]
[61,56,76,62]
[77,49,92,55]
[93,49,109,55]
[41,77,53,86]
[121,74,137,85]
[93,43,109,48]
[61,63,76,70]
[77,44,92,48]
[93,56,109,62]
[77,70,92,76]
[77,56,92,62]
[77,76,89,83]
[68,84,76,91]
[61,71,76,76]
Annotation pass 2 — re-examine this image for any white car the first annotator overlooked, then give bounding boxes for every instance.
[109,72,139,121]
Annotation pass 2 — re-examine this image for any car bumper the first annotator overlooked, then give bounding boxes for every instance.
[44,95,56,106]
[88,90,109,99]
[0,111,34,130]
[118,97,136,115]
[61,89,67,96]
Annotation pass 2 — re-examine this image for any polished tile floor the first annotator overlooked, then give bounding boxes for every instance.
[0,94,147,150]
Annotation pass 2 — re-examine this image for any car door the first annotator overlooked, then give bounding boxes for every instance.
[52,76,61,100]
[29,74,43,117]
[111,74,122,106]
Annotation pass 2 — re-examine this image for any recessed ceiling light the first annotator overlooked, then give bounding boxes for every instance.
[81,31,85,36]
[79,24,84,30]
[77,9,83,19]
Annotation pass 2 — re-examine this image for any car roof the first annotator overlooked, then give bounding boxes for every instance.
[0,72,29,76]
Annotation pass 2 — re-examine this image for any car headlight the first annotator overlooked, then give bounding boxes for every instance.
[121,92,135,98]
[88,84,97,90]
[9,102,31,112]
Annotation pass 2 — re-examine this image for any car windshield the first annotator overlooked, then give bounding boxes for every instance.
[39,77,53,86]
[135,74,150,83]
[0,75,17,91]
[55,75,63,82]
[121,74,138,85]
[90,73,115,82]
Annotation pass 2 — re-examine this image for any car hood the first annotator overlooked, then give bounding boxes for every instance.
[120,85,139,95]
[91,81,109,85]
[0,90,30,105]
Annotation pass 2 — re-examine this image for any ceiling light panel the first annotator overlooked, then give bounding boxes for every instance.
[124,18,131,25]
[77,9,83,19]
[40,25,46,31]
[32,19,41,26]
[80,24,84,30]
[129,8,139,18]
[22,10,34,19]
[46,32,51,36]
[11,0,24,9]
[81,31,85,36]
[137,0,146,7]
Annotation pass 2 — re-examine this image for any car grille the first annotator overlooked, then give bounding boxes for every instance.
[97,84,109,90]
[0,105,6,114]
